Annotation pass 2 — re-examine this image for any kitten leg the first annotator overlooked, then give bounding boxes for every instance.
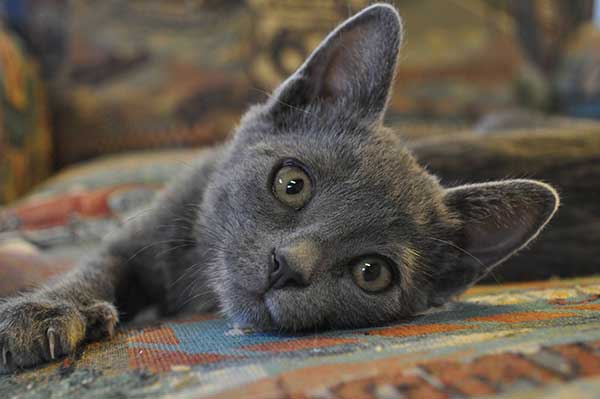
[0,252,132,373]
[0,150,220,373]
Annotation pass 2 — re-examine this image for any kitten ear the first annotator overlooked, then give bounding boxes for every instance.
[268,4,402,123]
[431,180,559,304]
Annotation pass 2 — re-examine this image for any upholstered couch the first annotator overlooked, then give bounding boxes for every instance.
[1,2,600,398]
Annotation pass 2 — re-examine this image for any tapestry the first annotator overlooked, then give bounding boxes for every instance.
[0,277,599,398]
[0,26,51,205]
[3,0,548,166]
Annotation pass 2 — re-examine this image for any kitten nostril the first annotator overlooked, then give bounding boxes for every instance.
[271,250,280,273]
[269,249,308,289]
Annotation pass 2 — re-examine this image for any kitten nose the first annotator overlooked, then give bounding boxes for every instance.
[269,249,310,289]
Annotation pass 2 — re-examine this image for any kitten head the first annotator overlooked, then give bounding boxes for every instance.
[200,4,559,330]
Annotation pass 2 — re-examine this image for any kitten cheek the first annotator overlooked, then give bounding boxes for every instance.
[264,290,327,330]
[222,252,271,295]
[221,289,274,330]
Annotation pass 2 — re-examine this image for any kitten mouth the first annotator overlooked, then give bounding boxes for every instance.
[225,262,309,330]
[263,290,318,331]
[227,281,276,329]
[250,300,276,330]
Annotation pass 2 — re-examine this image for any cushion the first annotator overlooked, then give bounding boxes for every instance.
[0,277,599,398]
[1,144,600,398]
[556,23,600,118]
[0,150,202,296]
[0,26,52,205]
[6,0,545,166]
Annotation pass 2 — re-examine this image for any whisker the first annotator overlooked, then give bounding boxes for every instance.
[173,159,196,169]
[176,288,215,309]
[424,237,484,267]
[154,243,195,258]
[126,239,197,262]
[169,260,206,288]
[250,87,316,117]
[122,206,157,224]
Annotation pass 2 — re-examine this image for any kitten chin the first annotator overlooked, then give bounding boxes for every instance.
[221,292,275,331]
[221,282,328,332]
[263,290,325,332]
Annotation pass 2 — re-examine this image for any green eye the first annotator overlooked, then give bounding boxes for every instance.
[272,162,313,210]
[351,257,395,293]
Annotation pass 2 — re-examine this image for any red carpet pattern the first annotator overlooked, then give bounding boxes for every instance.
[0,277,599,398]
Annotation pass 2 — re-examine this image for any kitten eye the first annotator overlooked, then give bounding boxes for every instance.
[351,257,395,293]
[272,161,313,210]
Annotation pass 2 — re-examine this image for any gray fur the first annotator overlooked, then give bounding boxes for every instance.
[0,4,558,373]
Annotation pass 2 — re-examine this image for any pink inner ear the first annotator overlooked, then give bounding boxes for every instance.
[465,209,538,266]
[453,180,559,270]
[266,5,402,117]
[436,181,557,301]
[323,26,371,98]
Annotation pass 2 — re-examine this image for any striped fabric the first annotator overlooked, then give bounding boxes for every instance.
[1,276,599,398]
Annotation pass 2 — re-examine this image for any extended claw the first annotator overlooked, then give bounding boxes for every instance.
[47,327,56,360]
[107,321,115,338]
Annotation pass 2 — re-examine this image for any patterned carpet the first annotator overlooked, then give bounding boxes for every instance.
[1,150,599,398]
[1,276,599,398]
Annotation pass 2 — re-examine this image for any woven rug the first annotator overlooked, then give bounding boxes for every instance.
[1,150,599,398]
[0,276,599,398]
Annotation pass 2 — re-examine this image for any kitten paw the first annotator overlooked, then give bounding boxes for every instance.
[81,301,119,341]
[0,299,118,373]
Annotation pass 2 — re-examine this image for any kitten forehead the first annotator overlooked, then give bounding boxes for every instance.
[238,109,445,226]
[355,130,446,213]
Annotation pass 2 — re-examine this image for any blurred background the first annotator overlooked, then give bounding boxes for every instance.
[0,1,599,292]
[1,0,600,202]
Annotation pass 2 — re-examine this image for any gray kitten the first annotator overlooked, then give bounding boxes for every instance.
[0,4,558,373]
